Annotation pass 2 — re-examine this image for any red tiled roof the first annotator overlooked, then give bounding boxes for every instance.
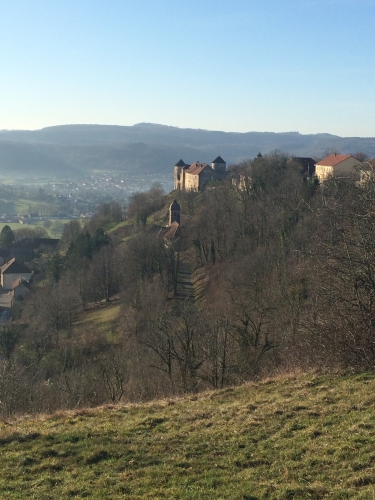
[164,221,180,239]
[186,162,210,176]
[315,155,352,167]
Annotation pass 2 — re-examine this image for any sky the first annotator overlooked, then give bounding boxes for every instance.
[1,0,375,136]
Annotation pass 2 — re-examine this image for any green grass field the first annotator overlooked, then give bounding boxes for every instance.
[73,301,122,337]
[13,198,57,216]
[0,219,79,238]
[0,223,26,232]
[1,371,375,499]
[0,197,57,216]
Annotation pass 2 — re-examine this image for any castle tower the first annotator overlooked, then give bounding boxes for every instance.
[211,155,226,172]
[169,199,181,225]
[174,159,186,190]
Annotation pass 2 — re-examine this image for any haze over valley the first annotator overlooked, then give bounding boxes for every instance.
[1,123,375,195]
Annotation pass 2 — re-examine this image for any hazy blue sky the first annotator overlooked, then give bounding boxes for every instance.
[1,0,374,136]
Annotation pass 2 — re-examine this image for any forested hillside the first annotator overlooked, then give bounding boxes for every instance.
[1,123,375,180]
[1,153,375,418]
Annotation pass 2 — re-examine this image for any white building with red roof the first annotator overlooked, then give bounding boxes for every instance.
[315,154,363,182]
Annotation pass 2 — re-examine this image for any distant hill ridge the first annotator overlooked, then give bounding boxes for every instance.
[0,123,374,180]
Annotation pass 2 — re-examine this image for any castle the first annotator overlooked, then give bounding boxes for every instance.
[174,156,228,191]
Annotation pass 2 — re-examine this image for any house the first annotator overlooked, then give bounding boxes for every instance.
[315,155,363,183]
[174,156,228,192]
[1,258,32,291]
[11,277,31,299]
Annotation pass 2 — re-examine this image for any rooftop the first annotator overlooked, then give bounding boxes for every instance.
[212,155,225,164]
[186,162,210,176]
[12,277,31,290]
[1,258,32,275]
[315,154,353,167]
[170,200,180,210]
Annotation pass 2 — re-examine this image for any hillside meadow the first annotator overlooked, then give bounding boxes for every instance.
[0,220,72,238]
[1,371,375,499]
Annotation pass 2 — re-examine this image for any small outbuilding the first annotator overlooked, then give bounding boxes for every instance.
[169,200,181,225]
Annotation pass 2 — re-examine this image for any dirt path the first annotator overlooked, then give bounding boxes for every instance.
[175,258,207,302]
[176,260,195,300]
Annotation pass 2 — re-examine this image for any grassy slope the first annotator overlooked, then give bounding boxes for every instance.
[1,372,375,499]
[73,300,122,337]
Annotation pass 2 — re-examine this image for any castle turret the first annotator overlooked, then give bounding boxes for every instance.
[174,159,186,190]
[211,155,226,172]
[169,199,181,225]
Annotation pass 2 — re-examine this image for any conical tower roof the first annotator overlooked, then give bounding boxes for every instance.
[175,159,186,167]
[212,155,225,164]
[170,199,180,210]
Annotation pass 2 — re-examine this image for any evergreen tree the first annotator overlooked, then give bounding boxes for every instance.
[0,225,15,247]
[92,228,110,252]
[47,253,64,283]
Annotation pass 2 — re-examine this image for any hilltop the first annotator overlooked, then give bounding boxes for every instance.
[1,371,375,499]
